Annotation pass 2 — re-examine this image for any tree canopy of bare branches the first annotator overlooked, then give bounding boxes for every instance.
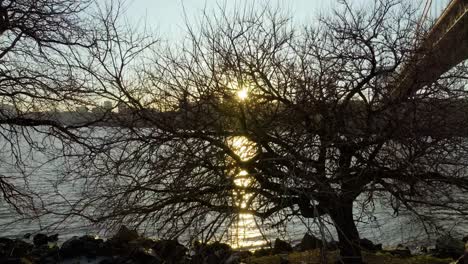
[0,0,158,217]
[2,0,468,264]
[0,0,95,211]
[50,0,468,263]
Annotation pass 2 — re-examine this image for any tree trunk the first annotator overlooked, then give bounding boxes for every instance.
[330,201,364,264]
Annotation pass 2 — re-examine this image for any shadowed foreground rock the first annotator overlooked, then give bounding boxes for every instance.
[0,229,466,263]
[296,233,323,251]
[273,238,293,254]
[0,226,255,263]
[359,238,382,252]
[433,235,465,259]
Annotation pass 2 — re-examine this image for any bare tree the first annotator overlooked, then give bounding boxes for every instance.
[39,0,468,263]
[0,0,154,223]
[0,0,93,213]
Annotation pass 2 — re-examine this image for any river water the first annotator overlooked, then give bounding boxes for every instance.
[0,129,466,250]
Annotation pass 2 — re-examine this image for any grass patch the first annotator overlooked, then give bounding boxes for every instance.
[245,250,454,264]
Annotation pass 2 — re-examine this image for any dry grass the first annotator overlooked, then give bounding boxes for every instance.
[245,250,454,264]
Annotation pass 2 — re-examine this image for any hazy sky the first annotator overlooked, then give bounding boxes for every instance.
[123,0,341,40]
[123,0,449,41]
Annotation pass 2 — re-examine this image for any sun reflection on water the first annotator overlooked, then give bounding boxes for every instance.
[228,136,257,161]
[230,213,267,249]
[226,136,267,249]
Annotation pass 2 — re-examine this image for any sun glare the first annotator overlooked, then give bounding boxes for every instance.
[236,88,249,101]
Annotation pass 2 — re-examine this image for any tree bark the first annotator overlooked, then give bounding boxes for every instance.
[330,201,364,264]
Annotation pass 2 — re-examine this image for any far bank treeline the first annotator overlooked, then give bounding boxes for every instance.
[8,97,468,138]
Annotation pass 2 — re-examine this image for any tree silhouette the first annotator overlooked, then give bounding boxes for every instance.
[11,1,468,264]
[58,1,468,263]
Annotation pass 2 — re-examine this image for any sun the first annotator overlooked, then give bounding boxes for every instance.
[236,88,249,101]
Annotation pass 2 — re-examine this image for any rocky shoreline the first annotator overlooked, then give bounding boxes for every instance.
[0,226,467,264]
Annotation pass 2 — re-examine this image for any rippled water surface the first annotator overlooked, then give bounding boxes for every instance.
[0,128,467,250]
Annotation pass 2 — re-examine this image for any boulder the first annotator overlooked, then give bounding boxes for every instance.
[129,238,157,249]
[129,250,163,264]
[359,238,382,252]
[208,241,231,261]
[98,256,139,264]
[32,234,48,247]
[326,240,339,251]
[98,258,114,264]
[152,239,187,263]
[112,226,139,242]
[279,254,289,264]
[230,250,251,259]
[297,233,323,251]
[190,241,235,264]
[0,257,24,264]
[30,244,60,263]
[273,238,293,254]
[417,246,428,254]
[48,234,59,243]
[463,235,468,244]
[225,252,243,264]
[103,237,155,257]
[203,254,221,264]
[32,233,58,248]
[223,251,251,264]
[0,237,33,258]
[189,254,204,264]
[435,235,465,259]
[253,248,272,257]
[225,254,240,264]
[60,235,106,258]
[195,241,231,255]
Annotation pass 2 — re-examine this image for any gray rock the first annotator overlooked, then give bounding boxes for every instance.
[60,235,105,258]
[112,226,139,242]
[326,240,339,250]
[33,234,48,247]
[298,233,323,251]
[273,238,293,254]
[279,254,289,264]
[253,248,271,257]
[130,250,163,264]
[152,239,187,263]
[225,252,243,264]
[30,244,59,262]
[435,234,465,259]
[359,238,382,252]
[0,237,33,258]
[48,234,59,243]
[231,250,251,259]
[203,254,220,264]
[191,241,233,264]
[0,257,24,264]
